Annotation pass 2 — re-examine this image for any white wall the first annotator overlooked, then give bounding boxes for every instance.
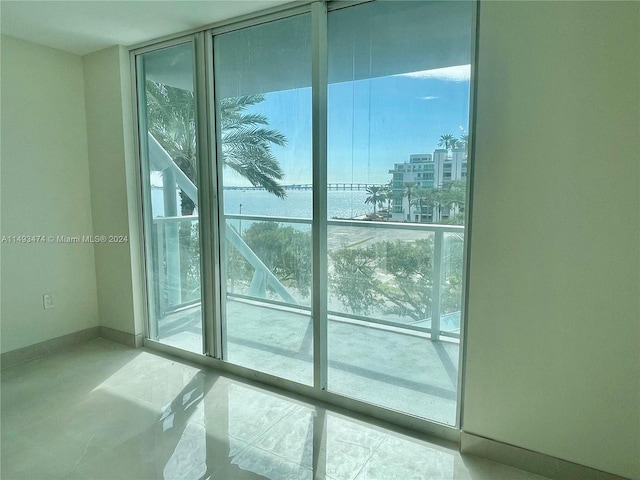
[83,46,144,339]
[0,36,99,353]
[464,2,640,479]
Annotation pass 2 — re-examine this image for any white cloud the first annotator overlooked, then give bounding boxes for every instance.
[419,96,440,101]
[397,64,471,82]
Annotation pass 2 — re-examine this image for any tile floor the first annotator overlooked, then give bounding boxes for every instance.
[1,338,548,480]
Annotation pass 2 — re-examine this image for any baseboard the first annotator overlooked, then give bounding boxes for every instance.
[1,327,101,369]
[461,431,631,480]
[98,326,144,348]
[1,326,145,369]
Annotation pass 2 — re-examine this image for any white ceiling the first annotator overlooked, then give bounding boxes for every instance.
[0,0,294,56]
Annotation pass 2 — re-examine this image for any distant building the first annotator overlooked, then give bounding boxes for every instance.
[389,149,467,222]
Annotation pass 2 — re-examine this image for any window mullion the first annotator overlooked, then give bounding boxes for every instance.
[194,32,217,358]
[311,1,328,391]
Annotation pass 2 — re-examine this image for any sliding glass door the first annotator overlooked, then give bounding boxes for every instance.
[213,14,314,385]
[135,0,474,428]
[325,1,471,425]
[137,42,204,354]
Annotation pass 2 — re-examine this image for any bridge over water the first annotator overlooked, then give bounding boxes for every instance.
[224,183,381,191]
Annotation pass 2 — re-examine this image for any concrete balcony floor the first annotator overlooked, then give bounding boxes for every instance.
[158,299,459,426]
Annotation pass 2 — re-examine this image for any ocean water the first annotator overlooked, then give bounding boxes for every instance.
[152,188,374,219]
[224,189,371,219]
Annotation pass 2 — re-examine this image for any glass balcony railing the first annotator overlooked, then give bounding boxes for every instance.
[152,214,463,341]
[151,216,201,317]
[326,219,463,341]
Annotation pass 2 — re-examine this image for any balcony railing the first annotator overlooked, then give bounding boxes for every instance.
[151,215,464,341]
[148,135,463,345]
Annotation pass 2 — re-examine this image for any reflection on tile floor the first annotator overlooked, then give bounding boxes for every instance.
[1,338,548,480]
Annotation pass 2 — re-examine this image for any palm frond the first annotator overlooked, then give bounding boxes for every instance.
[147,86,287,200]
[222,126,287,148]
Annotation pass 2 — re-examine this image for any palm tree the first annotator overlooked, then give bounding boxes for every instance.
[455,134,469,152]
[403,181,418,221]
[428,187,445,223]
[146,82,287,301]
[438,134,457,151]
[146,81,198,215]
[146,82,287,215]
[411,188,435,223]
[219,94,287,198]
[381,183,392,218]
[439,180,466,224]
[410,189,425,222]
[364,185,385,215]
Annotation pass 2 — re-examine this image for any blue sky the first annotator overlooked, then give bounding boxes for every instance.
[224,65,471,187]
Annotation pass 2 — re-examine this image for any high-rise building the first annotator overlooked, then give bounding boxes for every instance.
[389,149,467,222]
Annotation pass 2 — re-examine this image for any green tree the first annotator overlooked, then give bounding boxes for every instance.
[230,222,312,297]
[421,187,446,223]
[454,134,469,152]
[330,237,464,322]
[406,182,466,225]
[441,233,464,312]
[410,188,432,223]
[331,239,434,321]
[330,246,381,315]
[146,81,198,215]
[220,94,287,198]
[147,83,288,212]
[439,180,466,225]
[438,133,457,151]
[364,185,386,215]
[381,183,393,218]
[403,182,418,221]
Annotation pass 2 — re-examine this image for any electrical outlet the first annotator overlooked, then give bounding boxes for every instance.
[43,293,54,310]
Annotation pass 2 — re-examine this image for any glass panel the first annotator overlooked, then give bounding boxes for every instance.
[137,43,203,353]
[214,14,313,385]
[326,1,472,424]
